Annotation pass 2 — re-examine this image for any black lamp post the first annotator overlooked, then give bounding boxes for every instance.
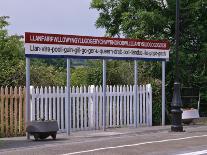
[171,0,183,132]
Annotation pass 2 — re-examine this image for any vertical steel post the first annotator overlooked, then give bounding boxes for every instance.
[66,59,71,135]
[102,59,106,131]
[134,60,138,128]
[162,61,166,126]
[26,57,30,140]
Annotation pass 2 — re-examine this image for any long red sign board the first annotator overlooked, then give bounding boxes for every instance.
[25,32,170,60]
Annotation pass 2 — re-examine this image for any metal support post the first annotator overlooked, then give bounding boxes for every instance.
[102,59,106,131]
[26,57,31,140]
[134,60,138,128]
[162,61,166,126]
[66,59,71,135]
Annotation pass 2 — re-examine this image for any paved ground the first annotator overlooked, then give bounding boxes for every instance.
[1,125,207,155]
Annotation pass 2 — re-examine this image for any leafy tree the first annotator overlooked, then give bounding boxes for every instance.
[91,0,207,123]
[0,16,67,87]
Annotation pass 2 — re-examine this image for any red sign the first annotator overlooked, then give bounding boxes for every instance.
[25,32,170,60]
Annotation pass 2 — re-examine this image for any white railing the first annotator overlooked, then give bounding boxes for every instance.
[31,84,152,132]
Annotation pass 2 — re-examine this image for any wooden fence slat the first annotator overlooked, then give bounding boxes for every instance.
[14,87,18,136]
[9,87,13,136]
[5,87,9,136]
[18,87,23,134]
[0,87,5,136]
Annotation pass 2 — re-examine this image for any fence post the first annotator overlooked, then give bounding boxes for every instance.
[146,84,152,126]
[89,85,95,129]
[30,86,34,121]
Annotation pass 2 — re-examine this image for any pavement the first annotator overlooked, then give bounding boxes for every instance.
[0,125,207,155]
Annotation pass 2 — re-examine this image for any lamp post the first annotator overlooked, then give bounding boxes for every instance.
[171,0,183,132]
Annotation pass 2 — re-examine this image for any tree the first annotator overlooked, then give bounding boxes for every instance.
[91,0,207,123]
[0,16,67,87]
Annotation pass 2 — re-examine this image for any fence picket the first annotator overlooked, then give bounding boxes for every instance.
[60,87,64,131]
[76,86,80,130]
[19,87,23,134]
[14,87,18,136]
[83,86,87,129]
[120,86,123,127]
[95,86,99,129]
[52,87,56,120]
[126,85,130,125]
[106,86,109,127]
[112,86,116,127]
[143,85,146,125]
[116,86,120,126]
[109,86,112,127]
[129,85,133,125]
[48,87,52,120]
[5,87,9,136]
[71,86,77,130]
[44,87,48,120]
[0,87,4,136]
[99,86,103,128]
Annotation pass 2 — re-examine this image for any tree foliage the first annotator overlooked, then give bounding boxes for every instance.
[91,0,207,123]
[0,16,66,87]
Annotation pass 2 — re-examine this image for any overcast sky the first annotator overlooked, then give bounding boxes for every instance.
[0,0,105,36]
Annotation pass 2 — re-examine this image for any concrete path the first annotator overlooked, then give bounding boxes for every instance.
[0,125,207,155]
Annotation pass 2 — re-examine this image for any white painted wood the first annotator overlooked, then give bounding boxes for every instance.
[44,87,48,120]
[146,85,149,126]
[72,86,76,131]
[56,86,60,128]
[48,87,52,120]
[76,86,80,130]
[106,86,110,127]
[109,86,113,127]
[99,86,103,128]
[113,86,116,127]
[140,85,143,125]
[117,86,120,126]
[52,87,56,120]
[120,86,123,126]
[83,86,87,129]
[143,85,146,125]
[130,85,133,125]
[80,86,84,130]
[137,85,140,126]
[31,84,153,132]
[60,87,64,130]
[36,87,40,120]
[89,85,94,129]
[40,87,44,120]
[31,87,35,121]
[127,85,130,125]
[95,86,99,129]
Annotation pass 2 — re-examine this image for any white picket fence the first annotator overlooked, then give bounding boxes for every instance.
[31,84,152,132]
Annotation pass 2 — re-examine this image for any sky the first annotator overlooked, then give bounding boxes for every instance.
[0,0,105,36]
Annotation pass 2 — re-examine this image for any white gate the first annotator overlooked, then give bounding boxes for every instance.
[31,84,152,132]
